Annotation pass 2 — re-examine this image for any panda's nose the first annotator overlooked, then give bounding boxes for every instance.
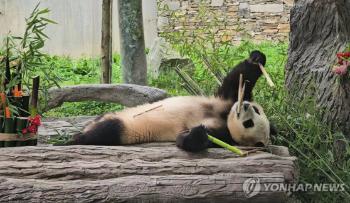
[243,103,250,111]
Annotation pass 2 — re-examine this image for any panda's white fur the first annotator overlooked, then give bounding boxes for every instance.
[227,101,270,146]
[80,96,232,145]
[73,96,271,148]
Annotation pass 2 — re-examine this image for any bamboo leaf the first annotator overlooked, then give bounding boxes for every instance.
[37,8,50,15]
[40,17,57,24]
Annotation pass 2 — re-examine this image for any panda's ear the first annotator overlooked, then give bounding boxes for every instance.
[270,122,278,136]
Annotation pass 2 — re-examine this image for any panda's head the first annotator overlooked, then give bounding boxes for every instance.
[227,101,270,147]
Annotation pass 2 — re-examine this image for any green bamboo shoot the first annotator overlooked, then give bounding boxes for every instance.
[208,135,244,156]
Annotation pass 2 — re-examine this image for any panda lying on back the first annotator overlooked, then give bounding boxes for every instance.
[68,50,273,152]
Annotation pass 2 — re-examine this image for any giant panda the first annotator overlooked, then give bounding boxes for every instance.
[67,50,273,152]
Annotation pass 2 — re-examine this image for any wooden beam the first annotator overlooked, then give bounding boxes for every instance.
[101,0,113,84]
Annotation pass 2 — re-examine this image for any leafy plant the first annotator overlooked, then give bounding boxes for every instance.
[158,1,250,95]
[0,3,59,113]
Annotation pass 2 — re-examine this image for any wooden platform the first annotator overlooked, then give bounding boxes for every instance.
[0,118,298,203]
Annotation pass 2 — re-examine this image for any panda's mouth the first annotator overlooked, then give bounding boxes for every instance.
[243,119,254,128]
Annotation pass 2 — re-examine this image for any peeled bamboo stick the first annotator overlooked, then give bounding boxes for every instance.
[237,74,245,115]
[259,63,275,87]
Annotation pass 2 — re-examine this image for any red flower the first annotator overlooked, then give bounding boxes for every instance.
[28,125,38,133]
[337,52,350,59]
[22,128,28,134]
[333,61,349,76]
[22,115,41,134]
[31,115,41,126]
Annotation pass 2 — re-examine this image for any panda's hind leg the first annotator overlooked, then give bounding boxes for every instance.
[67,118,124,146]
[176,125,209,152]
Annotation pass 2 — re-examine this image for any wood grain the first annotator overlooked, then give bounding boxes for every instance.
[45,84,167,110]
[0,145,298,202]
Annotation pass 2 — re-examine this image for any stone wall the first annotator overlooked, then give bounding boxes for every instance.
[158,0,293,43]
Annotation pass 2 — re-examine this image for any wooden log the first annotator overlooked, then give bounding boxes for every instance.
[0,145,298,202]
[45,84,167,111]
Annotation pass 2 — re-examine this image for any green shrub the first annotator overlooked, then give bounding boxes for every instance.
[43,54,123,117]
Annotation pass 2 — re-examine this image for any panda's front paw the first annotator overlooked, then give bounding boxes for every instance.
[176,125,209,152]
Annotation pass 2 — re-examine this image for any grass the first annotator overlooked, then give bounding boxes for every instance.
[43,55,124,117]
[42,41,349,202]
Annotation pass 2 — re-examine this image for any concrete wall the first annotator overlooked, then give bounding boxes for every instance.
[0,0,292,58]
[0,0,158,58]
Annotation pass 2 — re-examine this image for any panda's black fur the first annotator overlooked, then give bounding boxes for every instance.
[216,50,266,102]
[67,50,271,152]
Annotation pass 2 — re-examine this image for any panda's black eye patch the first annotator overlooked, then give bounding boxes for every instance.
[243,119,254,128]
[252,106,260,115]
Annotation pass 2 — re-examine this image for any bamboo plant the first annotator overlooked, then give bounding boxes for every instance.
[0,3,57,147]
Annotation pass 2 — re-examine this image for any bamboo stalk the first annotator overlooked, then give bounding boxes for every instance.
[237,74,245,116]
[208,135,244,156]
[3,118,16,147]
[133,105,163,118]
[16,61,22,91]
[202,56,223,85]
[21,95,30,117]
[15,117,29,146]
[4,38,11,92]
[259,63,275,87]
[30,76,40,116]
[174,66,205,96]
[0,116,4,133]
[15,117,28,133]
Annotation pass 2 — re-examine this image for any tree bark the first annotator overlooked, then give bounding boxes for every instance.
[286,0,350,135]
[0,145,298,202]
[118,0,147,85]
[101,0,113,84]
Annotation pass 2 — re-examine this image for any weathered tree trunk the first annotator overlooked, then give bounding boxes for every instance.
[286,0,350,135]
[44,84,167,110]
[101,0,113,84]
[0,145,298,203]
[118,0,147,85]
